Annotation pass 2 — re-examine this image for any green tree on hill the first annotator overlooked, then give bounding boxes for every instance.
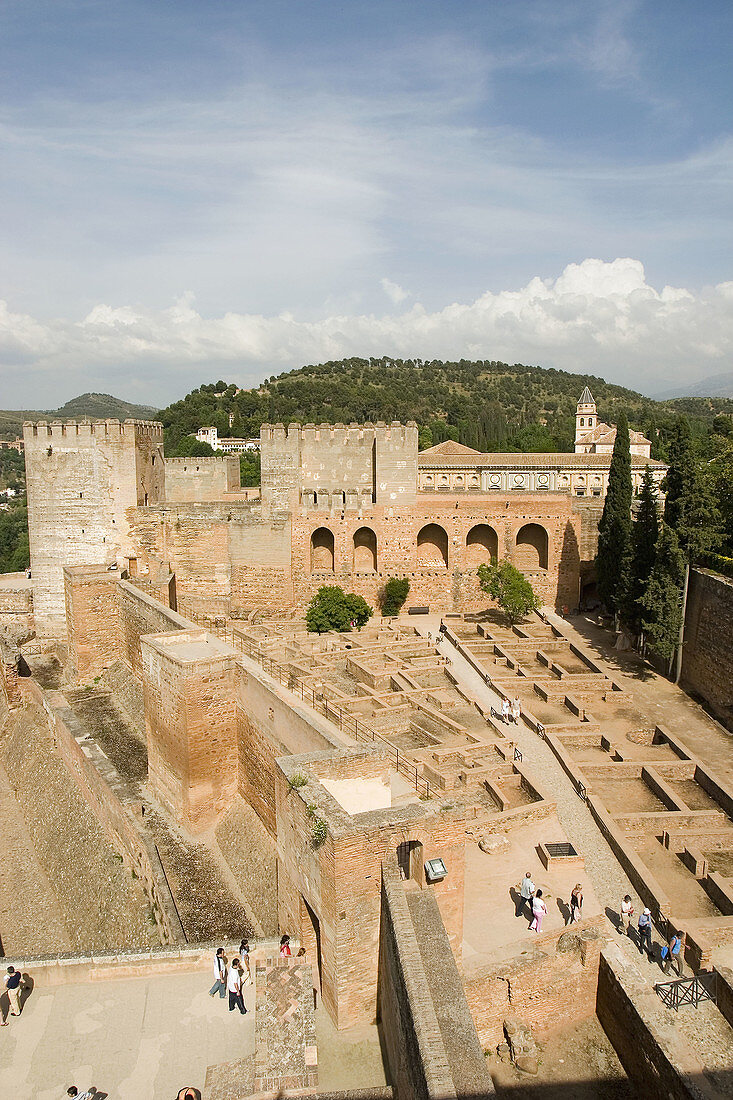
[306,586,373,633]
[477,560,540,624]
[596,411,632,620]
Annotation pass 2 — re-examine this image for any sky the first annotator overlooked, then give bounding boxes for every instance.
[1,0,732,408]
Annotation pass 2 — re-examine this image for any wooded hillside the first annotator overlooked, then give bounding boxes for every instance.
[159,357,733,459]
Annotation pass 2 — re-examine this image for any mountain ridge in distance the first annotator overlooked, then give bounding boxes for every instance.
[0,392,159,439]
[658,369,733,399]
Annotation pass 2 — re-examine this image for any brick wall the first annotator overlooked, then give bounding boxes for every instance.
[682,568,733,730]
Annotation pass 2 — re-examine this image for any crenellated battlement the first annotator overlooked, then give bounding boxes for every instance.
[23,418,163,445]
[260,420,418,446]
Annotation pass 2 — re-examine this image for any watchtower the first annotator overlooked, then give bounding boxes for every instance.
[23,419,165,637]
[575,387,597,450]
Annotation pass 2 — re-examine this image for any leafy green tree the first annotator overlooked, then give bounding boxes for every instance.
[0,503,29,573]
[477,560,540,624]
[596,411,632,618]
[239,452,261,486]
[306,585,373,633]
[622,466,659,632]
[640,524,685,669]
[380,577,410,616]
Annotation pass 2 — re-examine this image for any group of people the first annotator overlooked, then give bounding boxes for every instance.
[209,939,252,1014]
[619,896,685,974]
[500,696,522,725]
[516,873,583,932]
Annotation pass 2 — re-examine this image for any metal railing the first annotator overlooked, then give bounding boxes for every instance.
[230,631,432,800]
[577,780,587,801]
[514,747,523,763]
[656,972,716,1012]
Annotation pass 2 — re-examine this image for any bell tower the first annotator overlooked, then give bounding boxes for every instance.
[575,386,597,452]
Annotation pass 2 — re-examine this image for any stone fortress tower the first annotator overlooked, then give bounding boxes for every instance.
[23,419,165,636]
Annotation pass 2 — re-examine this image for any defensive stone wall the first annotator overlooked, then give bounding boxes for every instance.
[378,859,490,1100]
[682,568,733,731]
[18,676,185,945]
[164,455,241,500]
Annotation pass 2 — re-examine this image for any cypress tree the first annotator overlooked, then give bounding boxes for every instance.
[622,465,659,633]
[664,415,719,564]
[663,415,719,681]
[596,410,632,618]
[640,524,685,671]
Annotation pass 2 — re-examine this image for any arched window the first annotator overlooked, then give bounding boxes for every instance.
[580,418,585,426]
[417,523,448,568]
[353,526,377,572]
[310,527,335,572]
[466,523,498,566]
[515,523,548,570]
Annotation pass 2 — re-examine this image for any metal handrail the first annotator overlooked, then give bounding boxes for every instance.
[656,972,716,1012]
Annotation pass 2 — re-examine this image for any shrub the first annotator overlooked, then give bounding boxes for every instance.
[380,577,410,616]
[306,585,373,633]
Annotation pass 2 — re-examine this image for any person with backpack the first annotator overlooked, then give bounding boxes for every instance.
[638,908,654,960]
[661,931,684,976]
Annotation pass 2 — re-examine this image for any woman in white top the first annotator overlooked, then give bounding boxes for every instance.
[530,889,547,933]
[511,697,521,724]
[620,895,634,936]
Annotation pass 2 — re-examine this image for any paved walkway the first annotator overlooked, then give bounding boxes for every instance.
[412,616,667,980]
[0,970,255,1100]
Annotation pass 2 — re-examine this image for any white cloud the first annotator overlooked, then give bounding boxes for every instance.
[1,259,732,400]
[381,279,409,305]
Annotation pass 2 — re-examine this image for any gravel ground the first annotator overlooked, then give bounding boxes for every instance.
[66,687,148,789]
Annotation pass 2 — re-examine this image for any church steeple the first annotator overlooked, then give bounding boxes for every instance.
[575,387,597,451]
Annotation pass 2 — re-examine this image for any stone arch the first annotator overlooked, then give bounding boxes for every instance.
[353,526,377,572]
[417,523,448,568]
[310,527,335,572]
[515,523,548,570]
[466,523,498,566]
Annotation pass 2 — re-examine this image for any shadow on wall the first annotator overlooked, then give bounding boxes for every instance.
[560,521,581,611]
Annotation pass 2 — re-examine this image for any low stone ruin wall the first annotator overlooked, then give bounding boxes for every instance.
[463,919,605,1048]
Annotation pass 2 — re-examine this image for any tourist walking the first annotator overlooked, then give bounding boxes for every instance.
[638,908,654,960]
[227,959,247,1014]
[530,889,547,933]
[4,966,22,1018]
[501,698,510,723]
[66,1087,96,1100]
[619,895,634,936]
[511,696,521,725]
[517,871,535,918]
[209,948,227,998]
[569,884,583,924]
[280,935,292,957]
[661,931,684,976]
[239,939,252,986]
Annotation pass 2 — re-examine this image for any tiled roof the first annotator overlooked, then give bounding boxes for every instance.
[419,440,483,457]
[579,386,595,405]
